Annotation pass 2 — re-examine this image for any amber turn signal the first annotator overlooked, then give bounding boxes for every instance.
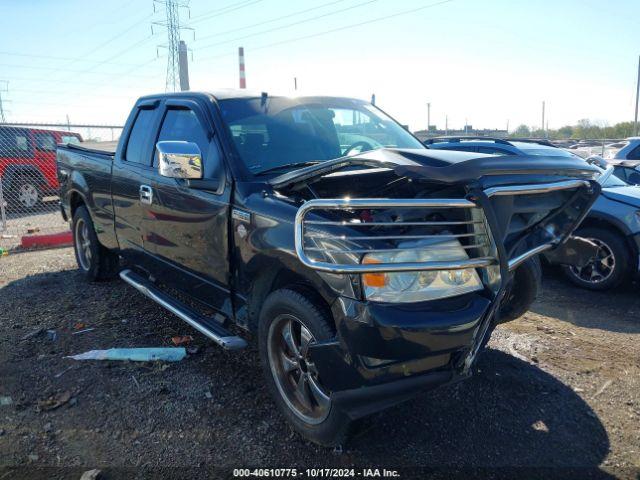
[362,257,387,287]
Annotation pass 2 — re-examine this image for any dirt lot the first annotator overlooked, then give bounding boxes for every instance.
[0,248,638,479]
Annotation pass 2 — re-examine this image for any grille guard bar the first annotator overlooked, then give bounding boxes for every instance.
[294,198,498,274]
[294,179,596,276]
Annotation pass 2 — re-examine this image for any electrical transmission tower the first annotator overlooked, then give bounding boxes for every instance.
[153,0,193,92]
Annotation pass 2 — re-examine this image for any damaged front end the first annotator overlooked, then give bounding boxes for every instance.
[272,149,601,418]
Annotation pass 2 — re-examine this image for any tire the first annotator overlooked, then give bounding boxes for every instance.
[258,288,352,446]
[9,177,41,210]
[72,206,119,281]
[561,227,630,291]
[497,256,542,323]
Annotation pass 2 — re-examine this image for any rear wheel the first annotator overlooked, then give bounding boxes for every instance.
[72,206,119,281]
[561,227,630,291]
[258,289,351,446]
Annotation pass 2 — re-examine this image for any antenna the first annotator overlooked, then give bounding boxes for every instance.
[153,0,194,92]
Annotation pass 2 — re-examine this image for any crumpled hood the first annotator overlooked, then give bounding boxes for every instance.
[601,185,640,208]
[269,148,601,189]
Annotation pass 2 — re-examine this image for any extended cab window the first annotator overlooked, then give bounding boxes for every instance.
[35,132,56,151]
[157,109,209,161]
[126,108,156,165]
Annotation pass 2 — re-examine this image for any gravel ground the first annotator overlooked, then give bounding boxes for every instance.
[0,248,639,479]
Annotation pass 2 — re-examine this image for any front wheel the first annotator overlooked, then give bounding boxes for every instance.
[561,227,630,291]
[72,206,119,281]
[258,289,351,446]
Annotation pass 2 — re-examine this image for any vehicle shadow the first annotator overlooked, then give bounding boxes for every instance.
[339,349,612,475]
[529,269,640,334]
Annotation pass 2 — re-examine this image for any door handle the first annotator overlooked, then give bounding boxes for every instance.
[139,185,153,205]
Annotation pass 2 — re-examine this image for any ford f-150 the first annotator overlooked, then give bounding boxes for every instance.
[57,91,601,445]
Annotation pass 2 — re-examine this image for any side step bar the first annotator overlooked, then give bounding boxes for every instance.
[119,269,247,350]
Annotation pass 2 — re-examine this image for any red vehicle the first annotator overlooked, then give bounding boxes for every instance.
[0,127,82,209]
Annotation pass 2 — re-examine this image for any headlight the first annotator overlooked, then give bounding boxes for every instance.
[361,239,483,303]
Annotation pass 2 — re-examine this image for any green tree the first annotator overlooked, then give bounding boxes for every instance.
[512,124,531,137]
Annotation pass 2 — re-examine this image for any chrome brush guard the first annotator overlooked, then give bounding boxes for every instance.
[294,180,595,276]
[294,198,498,274]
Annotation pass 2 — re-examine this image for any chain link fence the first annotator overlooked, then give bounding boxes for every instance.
[0,124,122,251]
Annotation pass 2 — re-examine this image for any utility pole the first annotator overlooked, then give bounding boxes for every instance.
[294,77,298,91]
[635,55,640,136]
[445,115,448,136]
[153,0,194,92]
[541,101,546,137]
[0,81,8,123]
[238,47,246,89]
[66,114,71,131]
[426,102,431,133]
[178,40,190,91]
[371,93,376,106]
[506,119,509,134]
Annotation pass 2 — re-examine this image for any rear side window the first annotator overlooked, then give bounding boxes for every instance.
[157,109,209,161]
[126,108,156,165]
[0,128,32,158]
[35,132,56,151]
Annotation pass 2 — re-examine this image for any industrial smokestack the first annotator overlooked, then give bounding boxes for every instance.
[178,40,190,91]
[238,47,246,89]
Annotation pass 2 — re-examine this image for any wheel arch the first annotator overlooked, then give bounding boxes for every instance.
[2,165,47,190]
[238,253,338,333]
[578,214,639,258]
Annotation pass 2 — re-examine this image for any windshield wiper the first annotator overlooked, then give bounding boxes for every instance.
[254,161,323,176]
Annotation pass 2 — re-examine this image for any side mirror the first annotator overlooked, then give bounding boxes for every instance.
[156,141,203,179]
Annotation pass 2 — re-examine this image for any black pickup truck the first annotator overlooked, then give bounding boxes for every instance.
[57,91,601,446]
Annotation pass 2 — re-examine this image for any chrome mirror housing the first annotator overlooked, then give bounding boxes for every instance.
[156,141,203,179]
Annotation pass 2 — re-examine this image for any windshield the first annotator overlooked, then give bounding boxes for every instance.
[218,96,424,176]
[594,165,627,187]
[514,143,578,158]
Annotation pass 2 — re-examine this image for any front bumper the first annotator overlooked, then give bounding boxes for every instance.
[308,291,497,418]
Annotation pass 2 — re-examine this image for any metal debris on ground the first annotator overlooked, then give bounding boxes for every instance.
[65,347,187,362]
[0,396,13,406]
[72,327,95,335]
[171,335,193,346]
[20,327,44,341]
[79,469,102,480]
[38,390,72,411]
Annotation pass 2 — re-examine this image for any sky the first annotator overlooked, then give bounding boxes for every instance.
[1,0,640,135]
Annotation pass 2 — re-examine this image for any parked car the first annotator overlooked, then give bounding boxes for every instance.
[57,91,600,445]
[0,126,82,209]
[430,139,640,290]
[607,137,640,161]
[426,136,571,157]
[609,160,640,184]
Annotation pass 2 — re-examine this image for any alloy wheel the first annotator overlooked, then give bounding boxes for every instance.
[267,314,331,424]
[75,218,92,271]
[568,237,615,285]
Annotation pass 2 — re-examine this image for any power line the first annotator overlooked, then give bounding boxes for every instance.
[0,57,158,78]
[0,50,141,67]
[188,0,264,25]
[196,0,453,62]
[193,0,349,44]
[194,0,379,52]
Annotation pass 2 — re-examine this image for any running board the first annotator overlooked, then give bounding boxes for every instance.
[119,269,247,350]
